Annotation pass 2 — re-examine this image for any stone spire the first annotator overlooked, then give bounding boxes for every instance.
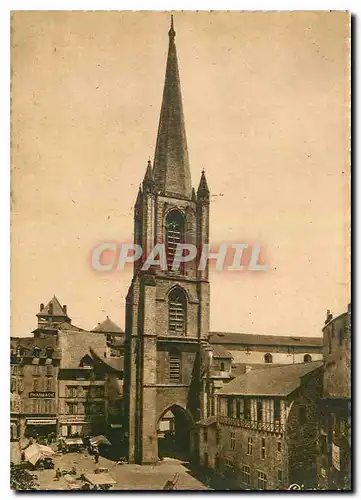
[153,15,192,199]
[142,159,155,194]
[197,170,210,202]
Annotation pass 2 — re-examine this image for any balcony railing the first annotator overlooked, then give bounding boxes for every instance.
[218,415,284,434]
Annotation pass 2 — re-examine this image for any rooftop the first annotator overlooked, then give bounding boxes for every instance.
[217,361,322,397]
[209,332,323,347]
[92,317,124,335]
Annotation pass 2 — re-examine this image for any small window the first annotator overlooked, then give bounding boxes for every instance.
[169,352,181,383]
[33,346,41,357]
[241,465,251,485]
[264,353,273,364]
[257,471,267,490]
[33,365,40,376]
[277,442,282,452]
[46,378,53,391]
[247,437,253,455]
[244,399,251,420]
[261,437,266,459]
[304,354,312,363]
[230,431,236,450]
[33,378,40,391]
[220,362,225,371]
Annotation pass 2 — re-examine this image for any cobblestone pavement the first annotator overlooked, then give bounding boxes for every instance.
[34,452,210,491]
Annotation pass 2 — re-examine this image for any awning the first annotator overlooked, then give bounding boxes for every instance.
[24,443,54,465]
[64,438,83,445]
[27,419,57,425]
[85,473,116,485]
[90,435,111,446]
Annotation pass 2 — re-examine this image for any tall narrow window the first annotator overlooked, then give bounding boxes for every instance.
[230,431,236,450]
[257,400,263,423]
[169,352,181,383]
[165,210,185,272]
[261,437,266,459]
[244,399,251,420]
[274,399,281,422]
[247,437,253,455]
[168,288,186,335]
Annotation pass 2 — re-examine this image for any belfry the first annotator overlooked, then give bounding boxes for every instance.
[123,16,211,464]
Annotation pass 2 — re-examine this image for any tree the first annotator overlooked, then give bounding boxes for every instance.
[10,463,39,490]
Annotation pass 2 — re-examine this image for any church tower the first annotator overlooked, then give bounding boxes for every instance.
[123,17,210,464]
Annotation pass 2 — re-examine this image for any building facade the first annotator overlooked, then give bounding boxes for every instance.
[317,305,351,490]
[209,332,323,367]
[123,18,210,464]
[199,362,323,490]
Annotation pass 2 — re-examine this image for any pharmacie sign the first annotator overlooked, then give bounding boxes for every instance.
[29,391,55,398]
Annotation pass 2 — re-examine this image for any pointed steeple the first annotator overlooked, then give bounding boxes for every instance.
[142,159,155,194]
[191,187,197,202]
[135,184,143,208]
[153,16,192,199]
[197,170,210,202]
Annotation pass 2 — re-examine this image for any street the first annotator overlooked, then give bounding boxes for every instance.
[34,452,210,491]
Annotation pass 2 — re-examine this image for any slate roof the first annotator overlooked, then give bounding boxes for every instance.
[217,361,322,397]
[212,344,233,359]
[36,296,69,318]
[92,317,124,334]
[209,332,323,347]
[11,336,60,357]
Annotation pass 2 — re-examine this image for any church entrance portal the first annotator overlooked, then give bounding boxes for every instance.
[157,405,192,461]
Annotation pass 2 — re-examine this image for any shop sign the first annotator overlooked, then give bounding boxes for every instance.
[29,391,55,398]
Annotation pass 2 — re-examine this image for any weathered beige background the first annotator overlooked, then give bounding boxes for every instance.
[11,11,350,337]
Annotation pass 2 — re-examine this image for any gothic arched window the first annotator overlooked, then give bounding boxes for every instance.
[264,353,273,364]
[168,287,187,335]
[165,210,185,273]
[304,354,312,363]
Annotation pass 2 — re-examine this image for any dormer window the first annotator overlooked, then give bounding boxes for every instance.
[33,346,41,357]
[45,347,54,359]
[264,353,273,364]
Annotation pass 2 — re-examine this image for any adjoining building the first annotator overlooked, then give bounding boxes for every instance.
[209,332,323,369]
[10,296,126,455]
[10,334,60,447]
[199,361,323,490]
[92,316,124,358]
[317,305,351,490]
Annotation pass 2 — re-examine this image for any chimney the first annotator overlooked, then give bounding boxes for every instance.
[325,309,333,324]
[40,303,44,311]
[63,305,67,315]
[49,303,53,317]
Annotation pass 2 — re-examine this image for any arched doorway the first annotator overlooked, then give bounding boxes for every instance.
[157,405,193,460]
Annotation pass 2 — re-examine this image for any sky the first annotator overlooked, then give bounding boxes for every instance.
[11,11,350,337]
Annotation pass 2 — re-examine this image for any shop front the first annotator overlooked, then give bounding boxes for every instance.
[25,418,57,439]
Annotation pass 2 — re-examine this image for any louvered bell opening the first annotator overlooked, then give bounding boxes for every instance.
[169,354,181,382]
[169,297,185,335]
